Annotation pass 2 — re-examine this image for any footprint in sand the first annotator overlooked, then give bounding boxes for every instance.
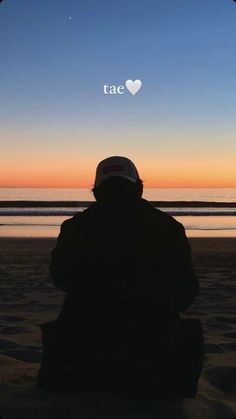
[0,326,29,335]
[223,332,236,338]
[206,322,231,330]
[213,316,235,324]
[0,338,42,363]
[204,343,225,353]
[3,349,42,363]
[221,342,236,351]
[0,315,26,322]
[204,366,236,395]
[0,338,18,350]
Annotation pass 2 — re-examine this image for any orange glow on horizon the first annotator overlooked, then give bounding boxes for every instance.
[1,175,236,189]
[1,155,236,189]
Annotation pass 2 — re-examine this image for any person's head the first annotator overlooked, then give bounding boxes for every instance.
[92,156,143,201]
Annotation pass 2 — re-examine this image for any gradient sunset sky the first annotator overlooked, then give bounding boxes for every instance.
[1,0,236,188]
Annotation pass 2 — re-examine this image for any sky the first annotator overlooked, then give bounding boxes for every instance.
[0,0,236,188]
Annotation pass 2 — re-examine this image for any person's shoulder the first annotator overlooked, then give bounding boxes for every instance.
[59,214,80,234]
[60,202,98,231]
[140,198,185,233]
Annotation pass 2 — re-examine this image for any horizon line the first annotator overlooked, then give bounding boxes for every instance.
[0,186,236,190]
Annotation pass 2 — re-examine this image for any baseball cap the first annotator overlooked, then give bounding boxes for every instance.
[94,156,140,188]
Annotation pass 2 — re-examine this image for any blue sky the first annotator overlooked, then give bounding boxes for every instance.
[1,0,236,187]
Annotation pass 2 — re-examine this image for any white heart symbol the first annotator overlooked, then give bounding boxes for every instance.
[125,79,142,95]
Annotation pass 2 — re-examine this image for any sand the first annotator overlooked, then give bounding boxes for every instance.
[0,237,235,418]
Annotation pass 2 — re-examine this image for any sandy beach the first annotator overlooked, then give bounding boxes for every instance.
[0,237,235,418]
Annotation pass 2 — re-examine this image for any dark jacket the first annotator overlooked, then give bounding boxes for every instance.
[50,198,198,335]
[37,197,201,394]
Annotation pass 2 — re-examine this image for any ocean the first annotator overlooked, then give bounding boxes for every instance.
[0,188,236,238]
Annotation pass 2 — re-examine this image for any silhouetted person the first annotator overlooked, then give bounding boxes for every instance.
[37,156,203,398]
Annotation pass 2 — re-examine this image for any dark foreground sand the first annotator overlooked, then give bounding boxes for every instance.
[0,237,235,418]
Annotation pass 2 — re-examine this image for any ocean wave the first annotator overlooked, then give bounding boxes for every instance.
[1,209,236,217]
[0,200,236,208]
[0,210,81,216]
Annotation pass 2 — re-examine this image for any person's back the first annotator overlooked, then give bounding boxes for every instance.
[37,156,202,397]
